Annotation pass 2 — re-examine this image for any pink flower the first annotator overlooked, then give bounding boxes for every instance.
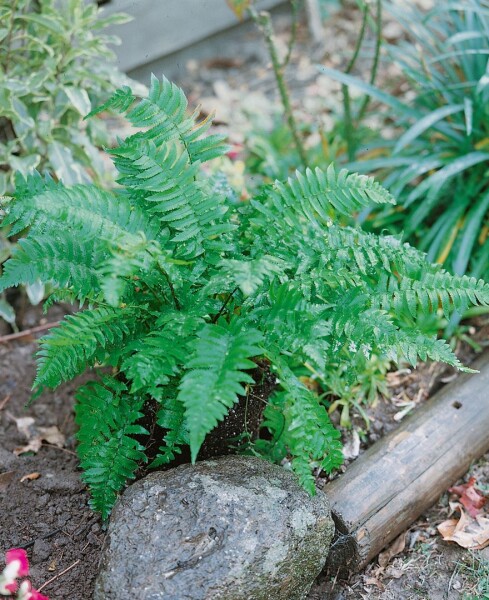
[16,580,49,600]
[0,548,49,599]
[226,144,242,160]
[6,549,30,578]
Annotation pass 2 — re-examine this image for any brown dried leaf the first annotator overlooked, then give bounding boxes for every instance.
[0,471,15,492]
[8,414,37,438]
[378,532,406,567]
[449,477,488,518]
[13,438,42,456]
[364,577,384,590]
[20,472,41,482]
[438,505,489,549]
[38,425,66,448]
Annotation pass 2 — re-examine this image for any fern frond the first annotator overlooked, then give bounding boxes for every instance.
[262,164,395,228]
[34,306,144,388]
[369,269,489,321]
[99,235,162,307]
[388,329,470,372]
[149,393,189,468]
[3,183,158,243]
[219,255,286,295]
[109,140,232,257]
[95,75,227,164]
[75,378,148,520]
[11,171,58,201]
[178,320,263,461]
[0,233,105,301]
[121,330,188,395]
[85,85,135,118]
[263,359,343,493]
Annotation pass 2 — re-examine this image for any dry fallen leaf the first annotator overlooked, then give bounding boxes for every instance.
[38,425,66,448]
[438,504,489,550]
[10,415,65,456]
[0,471,15,492]
[364,576,385,590]
[342,429,361,460]
[378,532,407,567]
[449,477,488,517]
[8,413,37,438]
[14,438,42,456]
[20,472,41,482]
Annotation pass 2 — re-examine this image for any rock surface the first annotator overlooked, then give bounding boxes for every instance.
[94,456,334,600]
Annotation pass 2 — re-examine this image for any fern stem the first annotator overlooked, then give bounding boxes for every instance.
[250,7,308,167]
[212,286,239,324]
[153,262,181,310]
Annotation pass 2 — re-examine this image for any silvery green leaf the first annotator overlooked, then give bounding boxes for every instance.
[0,297,16,325]
[63,86,91,116]
[9,154,41,175]
[12,98,35,139]
[26,280,45,306]
[47,141,91,185]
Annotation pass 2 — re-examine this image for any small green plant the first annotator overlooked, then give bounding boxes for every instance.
[320,0,489,279]
[2,76,489,519]
[459,553,489,599]
[0,0,142,323]
[0,0,136,191]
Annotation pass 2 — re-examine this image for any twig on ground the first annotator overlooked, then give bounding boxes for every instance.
[37,559,81,592]
[18,529,63,550]
[0,394,11,411]
[40,443,77,457]
[0,321,59,344]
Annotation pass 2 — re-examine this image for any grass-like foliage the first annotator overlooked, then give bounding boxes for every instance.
[2,76,489,518]
[320,0,489,278]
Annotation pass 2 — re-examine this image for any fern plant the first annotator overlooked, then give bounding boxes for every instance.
[2,76,489,519]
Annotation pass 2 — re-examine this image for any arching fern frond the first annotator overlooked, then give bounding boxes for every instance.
[75,378,148,520]
[2,183,158,243]
[92,75,228,164]
[121,330,188,396]
[86,85,135,118]
[261,358,343,494]
[34,306,144,389]
[178,320,263,462]
[0,233,105,302]
[108,140,232,258]
[259,164,395,229]
[149,393,189,468]
[373,271,489,319]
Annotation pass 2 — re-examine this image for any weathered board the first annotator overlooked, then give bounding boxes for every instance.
[324,351,489,573]
[101,0,286,73]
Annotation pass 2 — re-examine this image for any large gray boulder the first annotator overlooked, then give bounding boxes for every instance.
[94,455,334,600]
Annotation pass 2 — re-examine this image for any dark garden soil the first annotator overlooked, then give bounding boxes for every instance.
[0,305,103,600]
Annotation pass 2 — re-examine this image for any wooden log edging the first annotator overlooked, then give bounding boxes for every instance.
[324,351,489,574]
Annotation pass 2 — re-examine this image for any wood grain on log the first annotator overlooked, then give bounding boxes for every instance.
[324,352,489,573]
